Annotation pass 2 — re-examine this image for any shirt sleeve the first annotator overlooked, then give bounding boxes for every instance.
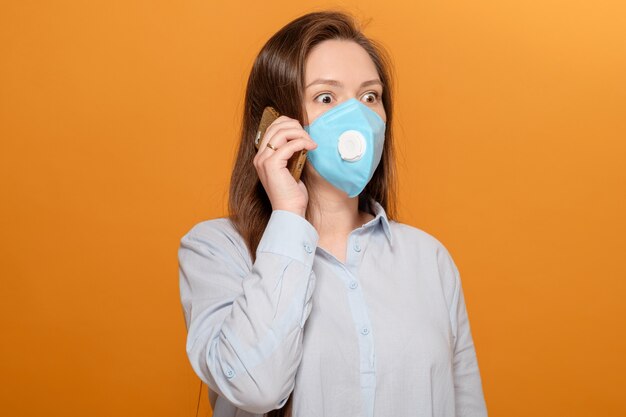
[437,246,489,417]
[178,210,319,414]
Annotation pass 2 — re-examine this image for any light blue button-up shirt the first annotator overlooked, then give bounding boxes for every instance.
[178,199,488,417]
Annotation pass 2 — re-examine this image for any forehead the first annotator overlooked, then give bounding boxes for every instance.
[304,39,379,82]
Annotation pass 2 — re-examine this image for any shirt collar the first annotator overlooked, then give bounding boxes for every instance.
[363,198,393,246]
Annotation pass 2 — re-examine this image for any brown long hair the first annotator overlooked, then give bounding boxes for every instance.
[228,9,397,413]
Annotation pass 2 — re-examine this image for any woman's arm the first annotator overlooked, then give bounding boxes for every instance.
[178,209,318,414]
[437,246,489,417]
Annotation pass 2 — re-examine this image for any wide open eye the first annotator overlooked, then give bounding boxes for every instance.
[362,91,380,104]
[314,93,333,104]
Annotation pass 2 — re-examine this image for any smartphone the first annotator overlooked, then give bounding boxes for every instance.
[254,106,308,182]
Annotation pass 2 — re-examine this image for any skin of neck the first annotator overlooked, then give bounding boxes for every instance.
[305,164,374,239]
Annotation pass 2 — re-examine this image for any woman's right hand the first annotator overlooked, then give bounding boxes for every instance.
[253,115,318,218]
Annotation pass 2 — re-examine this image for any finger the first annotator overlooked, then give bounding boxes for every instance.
[257,118,302,152]
[258,128,315,163]
[254,120,298,169]
[257,134,305,165]
[262,137,317,168]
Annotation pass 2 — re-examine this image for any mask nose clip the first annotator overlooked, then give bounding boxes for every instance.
[337,130,366,162]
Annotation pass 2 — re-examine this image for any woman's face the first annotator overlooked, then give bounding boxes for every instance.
[303,39,386,126]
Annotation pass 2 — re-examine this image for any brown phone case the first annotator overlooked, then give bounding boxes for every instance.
[254,106,308,182]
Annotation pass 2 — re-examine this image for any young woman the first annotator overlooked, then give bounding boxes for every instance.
[178,10,488,417]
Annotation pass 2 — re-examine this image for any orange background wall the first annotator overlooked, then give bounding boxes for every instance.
[1,1,624,416]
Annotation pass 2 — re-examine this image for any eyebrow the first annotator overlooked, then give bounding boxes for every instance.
[305,78,383,89]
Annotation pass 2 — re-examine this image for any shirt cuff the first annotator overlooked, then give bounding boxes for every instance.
[256,210,319,267]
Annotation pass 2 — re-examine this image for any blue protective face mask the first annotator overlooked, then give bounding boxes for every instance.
[303,98,386,198]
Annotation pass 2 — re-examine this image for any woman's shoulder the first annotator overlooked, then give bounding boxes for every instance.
[388,219,451,254]
[181,216,237,241]
[388,219,460,271]
[178,216,252,266]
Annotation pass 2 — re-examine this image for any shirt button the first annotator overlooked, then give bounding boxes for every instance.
[353,242,361,252]
[360,326,370,335]
[303,243,312,253]
[349,280,358,289]
[225,368,235,378]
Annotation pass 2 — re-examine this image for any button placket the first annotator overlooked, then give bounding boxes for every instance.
[338,263,377,400]
[345,232,364,273]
